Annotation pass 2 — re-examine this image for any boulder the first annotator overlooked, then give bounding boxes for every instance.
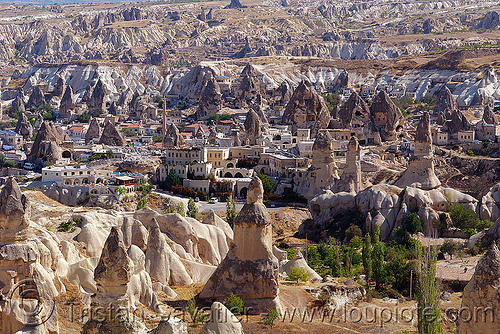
[200,302,244,334]
[150,317,188,334]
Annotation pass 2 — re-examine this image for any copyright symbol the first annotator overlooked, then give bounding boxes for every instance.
[6,278,56,327]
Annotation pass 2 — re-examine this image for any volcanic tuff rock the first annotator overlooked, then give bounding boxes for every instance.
[238,64,262,104]
[14,112,33,140]
[58,84,75,117]
[145,218,193,287]
[26,85,45,110]
[163,123,185,148]
[446,109,472,133]
[200,302,244,334]
[202,209,234,244]
[457,242,500,334]
[337,90,371,129]
[199,176,281,313]
[434,86,458,124]
[483,103,498,124]
[11,95,25,114]
[0,177,31,243]
[336,136,363,193]
[99,120,126,146]
[85,118,101,144]
[196,72,222,120]
[88,78,107,111]
[296,131,339,199]
[225,0,246,9]
[52,76,66,99]
[395,112,441,190]
[282,80,331,136]
[29,121,72,164]
[244,109,265,145]
[369,90,405,141]
[282,250,322,282]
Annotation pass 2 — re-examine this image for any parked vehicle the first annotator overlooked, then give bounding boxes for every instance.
[23,162,35,170]
[209,197,218,204]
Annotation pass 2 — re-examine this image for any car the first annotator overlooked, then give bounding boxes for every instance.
[23,162,35,170]
[194,197,199,202]
[209,197,218,204]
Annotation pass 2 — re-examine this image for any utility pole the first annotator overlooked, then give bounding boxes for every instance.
[409,269,413,299]
[305,232,308,263]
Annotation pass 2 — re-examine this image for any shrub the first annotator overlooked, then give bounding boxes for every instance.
[287,267,310,282]
[187,198,198,219]
[177,202,185,216]
[286,248,296,260]
[187,299,206,323]
[350,235,363,249]
[404,213,423,234]
[440,240,462,259]
[262,309,280,327]
[224,293,244,314]
[136,197,148,210]
[257,174,274,193]
[226,199,236,229]
[58,219,75,232]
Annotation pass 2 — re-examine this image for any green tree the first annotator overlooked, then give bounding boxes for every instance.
[115,186,127,196]
[163,168,181,191]
[332,242,341,277]
[177,202,185,216]
[187,198,198,219]
[262,309,280,328]
[405,213,423,234]
[257,174,273,194]
[372,225,385,289]
[362,233,372,283]
[0,154,15,168]
[224,293,244,314]
[416,245,442,334]
[440,240,462,259]
[448,202,479,230]
[226,198,236,229]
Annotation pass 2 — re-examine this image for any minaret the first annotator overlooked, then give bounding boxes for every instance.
[162,96,167,137]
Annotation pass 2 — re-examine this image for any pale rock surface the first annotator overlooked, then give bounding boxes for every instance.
[200,302,244,334]
[150,317,188,334]
[144,218,193,286]
[282,250,322,282]
[199,176,281,313]
[457,243,500,334]
[395,112,441,190]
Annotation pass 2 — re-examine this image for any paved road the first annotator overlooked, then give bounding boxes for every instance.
[197,200,285,213]
[197,201,244,213]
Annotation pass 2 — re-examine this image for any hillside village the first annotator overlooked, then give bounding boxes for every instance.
[2,1,500,334]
